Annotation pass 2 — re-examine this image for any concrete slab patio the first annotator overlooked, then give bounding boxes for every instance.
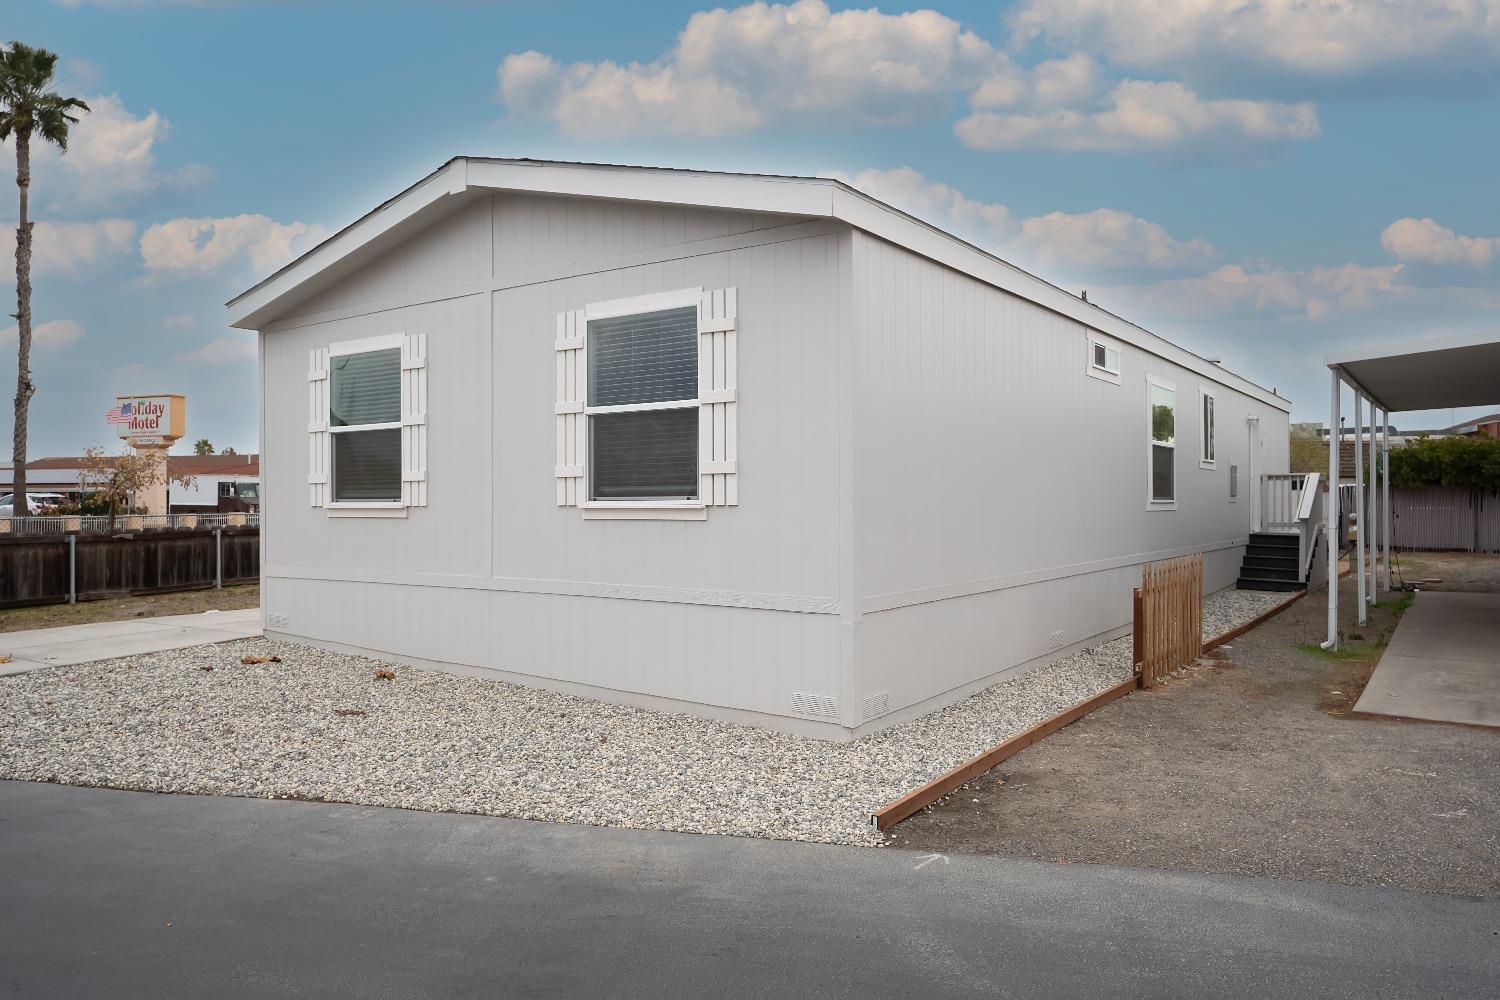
[1354,592,1500,729]
[0,608,261,677]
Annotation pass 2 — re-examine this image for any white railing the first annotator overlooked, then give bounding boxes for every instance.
[0,511,259,536]
[1260,472,1324,582]
[1260,473,1308,533]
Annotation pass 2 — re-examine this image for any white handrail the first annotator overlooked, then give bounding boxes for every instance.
[1295,472,1321,521]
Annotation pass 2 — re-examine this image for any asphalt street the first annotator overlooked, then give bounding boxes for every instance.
[1,781,1495,999]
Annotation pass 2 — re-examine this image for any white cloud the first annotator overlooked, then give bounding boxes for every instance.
[172,335,256,366]
[822,166,1017,247]
[1381,217,1499,270]
[828,166,1213,275]
[0,219,136,281]
[1015,209,1216,271]
[498,0,999,137]
[497,1,1324,159]
[956,78,1318,159]
[0,318,86,350]
[162,312,195,330]
[0,93,208,211]
[139,214,329,278]
[1007,0,1500,89]
[1112,262,1409,321]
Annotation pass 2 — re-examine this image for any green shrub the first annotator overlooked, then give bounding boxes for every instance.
[1388,435,1500,490]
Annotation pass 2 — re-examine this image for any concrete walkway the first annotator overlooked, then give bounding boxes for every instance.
[1354,591,1500,729]
[2,781,1496,999]
[0,607,260,676]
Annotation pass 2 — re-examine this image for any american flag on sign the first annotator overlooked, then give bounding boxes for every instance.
[105,402,133,425]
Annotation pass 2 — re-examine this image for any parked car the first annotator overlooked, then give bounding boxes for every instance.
[0,492,68,516]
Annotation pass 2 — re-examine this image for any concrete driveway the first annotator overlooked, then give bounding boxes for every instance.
[0,608,260,676]
[1,782,1495,999]
[1355,591,1500,728]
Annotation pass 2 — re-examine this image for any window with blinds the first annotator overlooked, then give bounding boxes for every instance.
[329,347,402,502]
[586,307,699,501]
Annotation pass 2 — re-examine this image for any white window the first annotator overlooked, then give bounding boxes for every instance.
[556,287,738,519]
[309,332,427,516]
[1087,332,1122,385]
[1147,374,1176,508]
[588,305,701,502]
[1199,387,1217,468]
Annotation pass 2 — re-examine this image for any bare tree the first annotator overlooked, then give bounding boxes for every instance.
[78,446,196,529]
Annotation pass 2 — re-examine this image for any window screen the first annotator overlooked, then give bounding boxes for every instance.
[587,305,700,502]
[333,428,401,501]
[590,409,698,500]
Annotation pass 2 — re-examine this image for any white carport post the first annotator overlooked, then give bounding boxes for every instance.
[1382,419,1392,591]
[1368,404,1380,605]
[1353,390,1368,626]
[1324,368,1340,649]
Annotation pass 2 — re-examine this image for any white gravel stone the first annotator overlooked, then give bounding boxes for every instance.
[0,589,1292,846]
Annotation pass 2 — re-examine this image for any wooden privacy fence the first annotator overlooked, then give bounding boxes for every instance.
[0,527,259,610]
[1133,553,1203,689]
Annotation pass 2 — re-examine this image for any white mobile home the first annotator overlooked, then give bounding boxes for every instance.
[228,158,1291,740]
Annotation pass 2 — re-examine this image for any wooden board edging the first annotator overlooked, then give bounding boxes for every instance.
[1201,589,1307,653]
[870,675,1140,832]
[872,580,1325,834]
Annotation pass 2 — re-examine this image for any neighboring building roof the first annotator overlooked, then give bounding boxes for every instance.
[20,454,259,477]
[1442,411,1500,434]
[226,157,1291,413]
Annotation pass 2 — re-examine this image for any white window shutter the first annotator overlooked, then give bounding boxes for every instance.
[401,333,428,507]
[307,347,329,507]
[698,287,738,506]
[555,309,586,506]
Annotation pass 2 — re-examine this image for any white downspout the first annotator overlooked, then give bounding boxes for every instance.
[1368,405,1380,605]
[1323,369,1339,650]
[1353,391,1368,626]
[1382,417,1392,592]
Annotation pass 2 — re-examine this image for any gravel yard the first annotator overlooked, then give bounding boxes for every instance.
[0,589,1287,847]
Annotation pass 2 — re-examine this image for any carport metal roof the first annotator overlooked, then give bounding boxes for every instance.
[1325,330,1500,412]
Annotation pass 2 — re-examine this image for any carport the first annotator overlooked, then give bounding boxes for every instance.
[1323,330,1500,728]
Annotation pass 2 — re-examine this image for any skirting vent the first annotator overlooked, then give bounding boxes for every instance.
[790,691,839,719]
[861,690,891,722]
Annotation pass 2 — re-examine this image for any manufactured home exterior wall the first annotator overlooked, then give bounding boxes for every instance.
[845,230,1290,728]
[260,193,854,736]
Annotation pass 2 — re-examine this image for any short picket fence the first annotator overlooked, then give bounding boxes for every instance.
[1133,553,1203,689]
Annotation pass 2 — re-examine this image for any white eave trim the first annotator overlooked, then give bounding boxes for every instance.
[228,157,1289,411]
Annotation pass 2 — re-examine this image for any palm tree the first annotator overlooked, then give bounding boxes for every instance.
[193,438,214,455]
[1,42,87,516]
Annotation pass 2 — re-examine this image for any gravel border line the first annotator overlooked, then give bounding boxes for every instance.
[0,589,1289,846]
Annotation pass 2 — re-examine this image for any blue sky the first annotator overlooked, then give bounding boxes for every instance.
[6,0,1499,457]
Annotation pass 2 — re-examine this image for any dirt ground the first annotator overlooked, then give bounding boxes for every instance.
[0,585,259,633]
[891,564,1500,898]
[1385,550,1500,592]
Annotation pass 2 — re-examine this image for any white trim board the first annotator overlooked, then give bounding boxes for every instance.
[229,157,1289,412]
